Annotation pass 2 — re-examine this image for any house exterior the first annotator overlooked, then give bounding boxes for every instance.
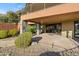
[20,3,79,39]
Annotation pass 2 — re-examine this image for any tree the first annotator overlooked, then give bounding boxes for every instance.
[18,3,28,15]
[7,11,19,23]
[0,14,8,23]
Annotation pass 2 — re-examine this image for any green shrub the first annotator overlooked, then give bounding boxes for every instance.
[8,29,18,37]
[27,25,36,33]
[0,30,8,39]
[15,32,32,48]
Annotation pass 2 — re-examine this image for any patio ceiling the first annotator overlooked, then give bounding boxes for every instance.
[21,3,79,24]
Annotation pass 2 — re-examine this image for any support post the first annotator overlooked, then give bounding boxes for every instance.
[20,20,23,34]
[20,20,28,34]
[36,23,40,35]
[23,21,28,32]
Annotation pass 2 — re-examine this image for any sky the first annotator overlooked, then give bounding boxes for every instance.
[0,3,25,14]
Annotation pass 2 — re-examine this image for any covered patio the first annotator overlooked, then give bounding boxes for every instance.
[20,3,79,39]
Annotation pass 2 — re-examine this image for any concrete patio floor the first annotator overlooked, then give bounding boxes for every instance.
[32,33,79,51]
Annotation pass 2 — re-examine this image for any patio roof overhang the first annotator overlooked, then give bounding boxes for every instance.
[21,4,79,24]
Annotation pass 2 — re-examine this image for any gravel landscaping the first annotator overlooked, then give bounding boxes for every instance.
[0,37,16,47]
[61,46,79,56]
[0,33,79,56]
[0,44,79,56]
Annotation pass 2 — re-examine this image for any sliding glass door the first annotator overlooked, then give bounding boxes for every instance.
[46,23,62,34]
[74,21,79,38]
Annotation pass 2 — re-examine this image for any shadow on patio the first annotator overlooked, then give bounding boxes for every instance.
[32,36,42,43]
[40,51,61,56]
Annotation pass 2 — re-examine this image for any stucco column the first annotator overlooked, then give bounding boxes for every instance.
[43,25,46,33]
[61,21,74,39]
[23,21,28,32]
[36,23,40,35]
[20,20,28,34]
[20,20,23,34]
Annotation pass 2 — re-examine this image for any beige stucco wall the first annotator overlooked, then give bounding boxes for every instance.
[61,21,74,39]
[21,4,79,21]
